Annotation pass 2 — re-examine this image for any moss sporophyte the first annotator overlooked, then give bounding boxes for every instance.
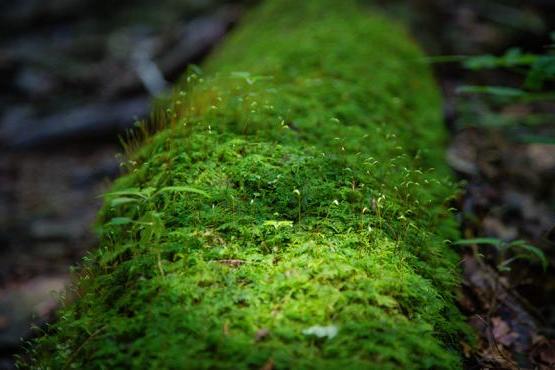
[24,0,470,368]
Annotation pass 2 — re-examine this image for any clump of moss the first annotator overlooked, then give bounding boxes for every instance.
[24,0,468,368]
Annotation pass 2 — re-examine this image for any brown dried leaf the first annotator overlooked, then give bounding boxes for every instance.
[0,315,8,330]
[255,328,270,342]
[260,358,273,370]
[531,339,555,368]
[491,316,519,347]
[216,259,245,267]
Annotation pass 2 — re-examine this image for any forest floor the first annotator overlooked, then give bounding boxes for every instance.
[399,1,555,367]
[0,0,554,368]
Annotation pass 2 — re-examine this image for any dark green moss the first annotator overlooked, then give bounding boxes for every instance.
[24,0,468,368]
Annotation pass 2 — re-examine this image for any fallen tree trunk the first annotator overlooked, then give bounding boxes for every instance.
[25,0,469,368]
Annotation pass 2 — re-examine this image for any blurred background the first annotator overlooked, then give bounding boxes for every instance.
[0,0,554,368]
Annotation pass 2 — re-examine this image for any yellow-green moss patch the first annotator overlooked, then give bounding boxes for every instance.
[25,0,467,368]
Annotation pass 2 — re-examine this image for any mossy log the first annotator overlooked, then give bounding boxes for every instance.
[27,0,468,368]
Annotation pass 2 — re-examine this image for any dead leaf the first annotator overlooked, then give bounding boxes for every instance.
[482,217,518,241]
[460,340,473,358]
[531,339,555,368]
[0,315,8,330]
[491,316,519,347]
[215,259,245,267]
[527,144,555,172]
[255,328,270,342]
[447,143,478,175]
[260,358,273,370]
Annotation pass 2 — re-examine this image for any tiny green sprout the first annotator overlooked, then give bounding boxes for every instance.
[263,220,294,229]
[293,189,301,222]
[156,186,211,199]
[108,217,133,226]
[454,238,548,271]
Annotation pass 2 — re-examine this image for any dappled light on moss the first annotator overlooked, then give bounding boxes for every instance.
[24,0,469,368]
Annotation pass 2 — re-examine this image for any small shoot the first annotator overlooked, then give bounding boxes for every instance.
[293,189,301,223]
[455,238,548,272]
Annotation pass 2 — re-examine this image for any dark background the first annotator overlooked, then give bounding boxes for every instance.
[1,0,554,368]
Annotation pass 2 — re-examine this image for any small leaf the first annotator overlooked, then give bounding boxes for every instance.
[110,197,139,207]
[189,64,203,76]
[509,241,548,270]
[525,55,555,90]
[157,186,211,198]
[515,134,555,145]
[454,238,503,247]
[105,188,150,200]
[108,217,133,225]
[302,325,338,339]
[457,85,527,98]
[463,48,538,70]
[457,85,555,102]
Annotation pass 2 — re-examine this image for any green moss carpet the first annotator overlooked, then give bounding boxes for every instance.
[25,0,468,368]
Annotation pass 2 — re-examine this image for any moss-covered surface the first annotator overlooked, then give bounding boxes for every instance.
[25,0,468,368]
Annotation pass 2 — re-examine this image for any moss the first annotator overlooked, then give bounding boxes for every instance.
[24,0,468,368]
